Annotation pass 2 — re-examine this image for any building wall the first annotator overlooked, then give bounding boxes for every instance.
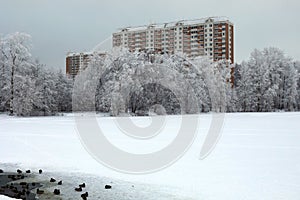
[66,52,92,78]
[65,52,107,78]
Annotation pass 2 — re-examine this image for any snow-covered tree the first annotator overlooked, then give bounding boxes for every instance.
[236,47,299,112]
[0,32,74,116]
[12,74,35,116]
[293,61,300,110]
[55,70,73,112]
[235,61,256,111]
[1,32,33,115]
[77,50,230,116]
[192,57,232,112]
[0,37,10,112]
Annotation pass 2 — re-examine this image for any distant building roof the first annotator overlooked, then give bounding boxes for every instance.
[114,16,232,33]
[66,51,106,57]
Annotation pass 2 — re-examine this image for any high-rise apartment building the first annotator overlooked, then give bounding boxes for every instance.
[66,52,93,78]
[66,52,107,78]
[113,17,234,63]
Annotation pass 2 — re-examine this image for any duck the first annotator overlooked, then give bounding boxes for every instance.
[37,188,44,195]
[105,185,112,189]
[79,183,86,188]
[50,178,56,182]
[81,192,88,200]
[53,189,60,195]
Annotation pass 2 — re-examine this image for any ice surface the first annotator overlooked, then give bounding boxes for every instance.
[1,112,300,199]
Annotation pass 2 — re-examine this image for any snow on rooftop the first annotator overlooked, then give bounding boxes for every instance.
[115,16,231,33]
[66,51,106,57]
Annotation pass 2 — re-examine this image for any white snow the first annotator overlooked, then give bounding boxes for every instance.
[1,112,300,199]
[0,195,20,200]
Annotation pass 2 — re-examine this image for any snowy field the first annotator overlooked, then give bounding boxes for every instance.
[1,112,300,199]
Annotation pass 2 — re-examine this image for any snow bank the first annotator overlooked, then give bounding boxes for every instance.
[0,196,20,200]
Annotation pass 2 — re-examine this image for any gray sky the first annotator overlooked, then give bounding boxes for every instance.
[1,0,299,69]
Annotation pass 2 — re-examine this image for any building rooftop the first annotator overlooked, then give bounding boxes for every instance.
[114,16,232,33]
[66,51,106,57]
[66,52,93,57]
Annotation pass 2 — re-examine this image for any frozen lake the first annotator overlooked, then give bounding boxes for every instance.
[1,112,300,199]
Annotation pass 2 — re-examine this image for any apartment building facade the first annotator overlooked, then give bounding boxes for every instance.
[66,52,92,78]
[113,17,234,63]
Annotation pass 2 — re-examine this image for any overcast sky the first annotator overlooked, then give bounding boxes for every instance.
[1,0,299,69]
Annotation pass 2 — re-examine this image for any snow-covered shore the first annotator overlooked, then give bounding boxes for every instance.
[0,196,19,200]
[1,112,300,199]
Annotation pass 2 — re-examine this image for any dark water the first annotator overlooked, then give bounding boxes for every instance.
[0,172,40,200]
[1,164,193,200]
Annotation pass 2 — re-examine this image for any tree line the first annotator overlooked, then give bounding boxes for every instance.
[1,32,299,116]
